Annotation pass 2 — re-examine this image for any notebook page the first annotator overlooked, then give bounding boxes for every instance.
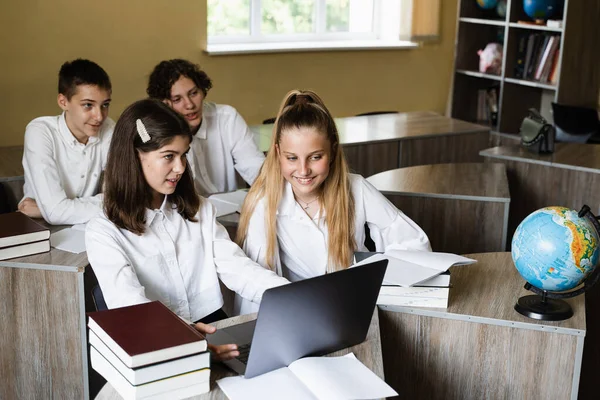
[384,250,477,271]
[217,367,317,400]
[352,254,442,287]
[289,353,397,400]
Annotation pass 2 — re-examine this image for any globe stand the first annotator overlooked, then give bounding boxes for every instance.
[514,204,600,321]
[514,291,573,321]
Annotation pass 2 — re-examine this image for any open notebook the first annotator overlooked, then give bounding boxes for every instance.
[217,353,397,400]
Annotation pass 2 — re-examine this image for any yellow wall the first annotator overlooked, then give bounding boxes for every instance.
[0,0,458,147]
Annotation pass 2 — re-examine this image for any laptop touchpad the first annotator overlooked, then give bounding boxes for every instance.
[208,320,257,346]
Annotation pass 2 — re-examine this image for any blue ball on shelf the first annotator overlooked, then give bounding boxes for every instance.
[523,0,564,21]
[476,0,499,10]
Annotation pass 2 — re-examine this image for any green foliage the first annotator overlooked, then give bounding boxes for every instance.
[208,0,351,37]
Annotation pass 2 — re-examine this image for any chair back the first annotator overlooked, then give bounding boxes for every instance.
[552,102,599,143]
[91,285,108,311]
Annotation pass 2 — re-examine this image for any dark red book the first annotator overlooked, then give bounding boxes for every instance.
[87,301,207,368]
[0,212,49,249]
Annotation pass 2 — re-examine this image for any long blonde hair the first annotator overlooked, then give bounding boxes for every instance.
[236,90,355,272]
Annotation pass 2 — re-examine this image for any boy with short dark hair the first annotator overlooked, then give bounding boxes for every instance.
[147,59,265,195]
[19,59,114,225]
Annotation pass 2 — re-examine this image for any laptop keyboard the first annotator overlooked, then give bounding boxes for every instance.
[236,343,251,365]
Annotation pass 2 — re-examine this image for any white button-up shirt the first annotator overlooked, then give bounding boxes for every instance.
[22,113,114,225]
[187,102,265,196]
[85,197,289,322]
[236,174,431,314]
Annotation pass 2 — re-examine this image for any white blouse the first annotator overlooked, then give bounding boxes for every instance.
[22,112,114,225]
[236,174,431,314]
[85,197,289,322]
[187,102,265,196]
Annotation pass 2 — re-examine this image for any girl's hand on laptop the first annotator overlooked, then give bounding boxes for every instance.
[193,322,240,361]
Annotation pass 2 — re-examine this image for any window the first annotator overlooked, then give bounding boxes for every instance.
[206,0,422,54]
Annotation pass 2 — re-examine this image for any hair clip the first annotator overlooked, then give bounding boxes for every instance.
[136,119,151,143]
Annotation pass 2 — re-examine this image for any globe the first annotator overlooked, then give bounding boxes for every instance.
[477,0,498,10]
[523,0,564,21]
[512,206,600,292]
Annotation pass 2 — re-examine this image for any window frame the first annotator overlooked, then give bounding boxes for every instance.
[206,0,419,55]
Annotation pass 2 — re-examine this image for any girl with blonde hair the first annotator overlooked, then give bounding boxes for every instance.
[235,90,430,313]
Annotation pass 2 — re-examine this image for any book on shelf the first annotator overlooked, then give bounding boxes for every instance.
[88,329,210,385]
[0,212,50,260]
[90,347,210,400]
[87,301,207,368]
[217,353,397,400]
[352,250,475,288]
[519,32,561,83]
[514,33,528,79]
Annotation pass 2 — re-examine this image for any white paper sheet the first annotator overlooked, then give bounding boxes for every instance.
[50,227,87,254]
[208,190,248,217]
[384,250,476,271]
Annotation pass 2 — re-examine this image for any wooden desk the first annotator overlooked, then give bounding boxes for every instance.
[252,112,490,177]
[367,163,510,254]
[0,145,24,210]
[0,245,91,400]
[480,144,600,399]
[95,310,384,400]
[379,252,585,400]
[480,144,600,243]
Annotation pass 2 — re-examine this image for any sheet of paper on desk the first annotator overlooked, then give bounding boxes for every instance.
[50,227,87,254]
[208,190,248,217]
[217,353,396,400]
[352,252,476,287]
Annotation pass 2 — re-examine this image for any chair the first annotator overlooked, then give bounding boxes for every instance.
[552,102,600,143]
[355,111,397,117]
[91,285,108,311]
[0,183,10,214]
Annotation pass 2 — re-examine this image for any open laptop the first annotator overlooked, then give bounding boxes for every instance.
[208,259,387,378]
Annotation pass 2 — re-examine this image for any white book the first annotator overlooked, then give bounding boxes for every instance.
[377,294,449,308]
[89,330,210,385]
[0,239,50,261]
[353,250,475,287]
[207,190,248,217]
[217,353,397,400]
[379,286,449,298]
[90,347,209,400]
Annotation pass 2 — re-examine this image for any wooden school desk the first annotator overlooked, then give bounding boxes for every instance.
[251,111,490,177]
[95,310,385,400]
[480,144,600,399]
[379,252,585,400]
[366,163,510,254]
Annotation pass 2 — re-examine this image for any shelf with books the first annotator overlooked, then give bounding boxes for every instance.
[450,0,600,136]
[451,73,499,130]
[456,69,503,81]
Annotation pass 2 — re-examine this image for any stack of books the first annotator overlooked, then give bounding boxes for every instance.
[514,32,561,84]
[88,301,210,400]
[354,251,476,308]
[0,212,50,260]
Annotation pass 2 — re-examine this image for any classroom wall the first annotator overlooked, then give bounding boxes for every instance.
[0,0,459,147]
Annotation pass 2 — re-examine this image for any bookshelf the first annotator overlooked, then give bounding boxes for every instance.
[449,0,600,138]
